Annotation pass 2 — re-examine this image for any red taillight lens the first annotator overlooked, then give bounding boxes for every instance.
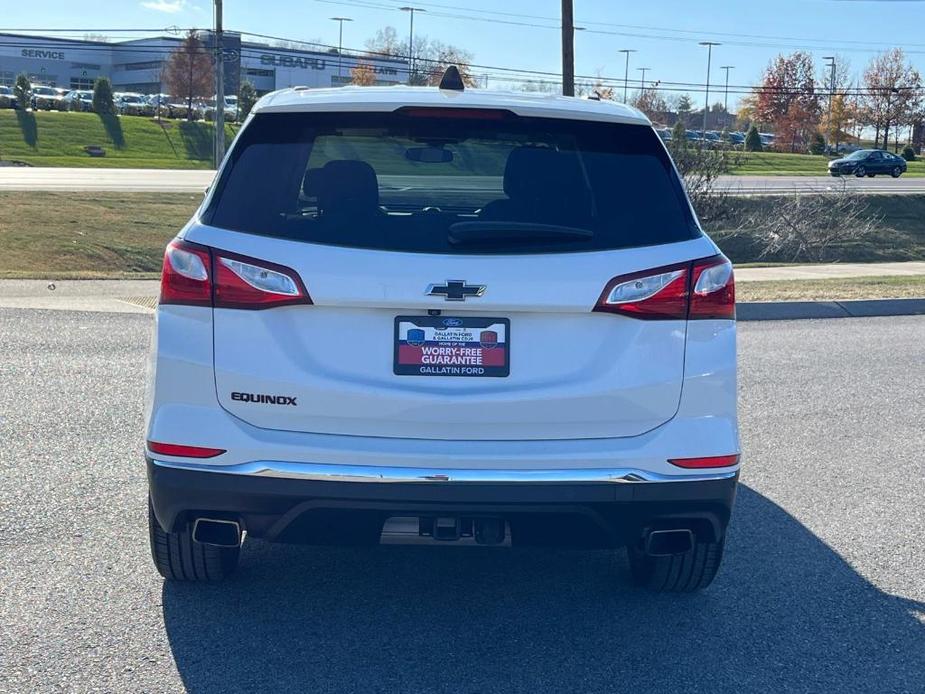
[213,251,311,310]
[159,240,311,310]
[593,255,735,321]
[668,454,740,469]
[160,239,212,307]
[147,441,226,458]
[593,262,690,320]
[689,256,735,320]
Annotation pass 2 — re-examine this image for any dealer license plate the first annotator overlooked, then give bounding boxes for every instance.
[394,316,510,377]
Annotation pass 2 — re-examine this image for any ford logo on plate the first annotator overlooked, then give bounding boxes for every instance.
[443,318,463,327]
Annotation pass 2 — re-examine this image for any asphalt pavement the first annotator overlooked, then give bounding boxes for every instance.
[2,167,924,195]
[0,308,923,693]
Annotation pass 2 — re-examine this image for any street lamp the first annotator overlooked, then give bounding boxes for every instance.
[720,65,734,119]
[637,66,651,91]
[399,7,425,84]
[699,42,721,141]
[329,16,353,79]
[823,56,836,151]
[618,49,636,103]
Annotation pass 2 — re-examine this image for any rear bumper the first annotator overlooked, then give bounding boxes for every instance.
[147,458,738,548]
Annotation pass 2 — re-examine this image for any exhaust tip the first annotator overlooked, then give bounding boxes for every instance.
[192,518,242,547]
[645,529,694,556]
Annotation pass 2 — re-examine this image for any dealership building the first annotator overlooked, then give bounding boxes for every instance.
[0,32,408,95]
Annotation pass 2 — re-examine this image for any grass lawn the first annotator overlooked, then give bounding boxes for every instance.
[0,110,237,169]
[737,276,925,302]
[729,151,925,177]
[0,192,198,277]
[0,191,923,280]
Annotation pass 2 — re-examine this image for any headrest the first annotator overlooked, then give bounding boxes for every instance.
[317,160,379,214]
[502,147,584,200]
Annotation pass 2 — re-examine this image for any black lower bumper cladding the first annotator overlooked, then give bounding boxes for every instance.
[147,459,738,549]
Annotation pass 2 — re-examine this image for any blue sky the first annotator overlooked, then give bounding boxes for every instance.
[4,0,924,108]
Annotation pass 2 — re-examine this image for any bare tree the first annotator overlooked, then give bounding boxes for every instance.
[351,62,377,86]
[163,31,214,121]
[861,49,923,150]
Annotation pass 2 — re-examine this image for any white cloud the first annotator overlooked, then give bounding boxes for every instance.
[140,0,187,13]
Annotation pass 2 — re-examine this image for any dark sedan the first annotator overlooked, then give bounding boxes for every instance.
[828,149,907,178]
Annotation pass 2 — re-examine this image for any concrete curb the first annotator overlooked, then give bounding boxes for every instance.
[737,298,925,321]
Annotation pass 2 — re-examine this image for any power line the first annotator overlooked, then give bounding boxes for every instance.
[2,31,921,99]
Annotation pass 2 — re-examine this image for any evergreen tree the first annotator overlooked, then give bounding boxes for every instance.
[745,125,763,152]
[92,77,115,114]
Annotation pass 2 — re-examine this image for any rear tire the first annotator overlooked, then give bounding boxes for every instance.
[627,535,725,592]
[855,166,866,177]
[148,498,241,581]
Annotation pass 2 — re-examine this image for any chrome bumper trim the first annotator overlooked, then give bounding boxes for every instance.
[150,459,738,484]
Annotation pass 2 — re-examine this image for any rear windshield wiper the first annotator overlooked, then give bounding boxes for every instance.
[448,221,593,245]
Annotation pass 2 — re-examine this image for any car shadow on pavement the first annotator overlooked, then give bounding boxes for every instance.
[162,485,924,694]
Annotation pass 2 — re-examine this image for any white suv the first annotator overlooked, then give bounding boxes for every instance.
[146,70,739,592]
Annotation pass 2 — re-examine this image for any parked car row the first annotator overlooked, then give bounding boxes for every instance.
[653,127,757,149]
[0,86,244,122]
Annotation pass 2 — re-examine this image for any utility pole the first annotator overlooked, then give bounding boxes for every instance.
[618,49,636,103]
[823,57,836,152]
[400,7,425,85]
[699,42,720,140]
[214,0,225,168]
[720,65,734,123]
[330,17,352,80]
[561,0,574,96]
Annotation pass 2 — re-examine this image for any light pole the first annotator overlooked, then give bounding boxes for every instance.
[214,0,225,168]
[329,16,353,79]
[618,49,636,103]
[637,66,650,90]
[699,41,720,140]
[823,56,836,151]
[399,7,425,85]
[720,65,734,123]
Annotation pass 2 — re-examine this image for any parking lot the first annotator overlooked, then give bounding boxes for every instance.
[1,307,923,693]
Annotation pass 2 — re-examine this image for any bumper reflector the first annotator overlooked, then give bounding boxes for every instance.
[668,454,740,469]
[147,441,226,459]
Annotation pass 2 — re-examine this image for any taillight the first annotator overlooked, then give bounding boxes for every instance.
[668,454,740,469]
[147,441,226,458]
[593,255,734,321]
[160,239,212,307]
[689,256,735,320]
[159,239,311,310]
[213,251,311,310]
[594,262,690,319]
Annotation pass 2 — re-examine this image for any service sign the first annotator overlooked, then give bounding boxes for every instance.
[394,316,510,378]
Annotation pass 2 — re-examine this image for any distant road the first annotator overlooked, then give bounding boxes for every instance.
[1,167,923,195]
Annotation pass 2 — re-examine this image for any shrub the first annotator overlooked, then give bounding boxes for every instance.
[809,132,826,155]
[671,120,687,149]
[745,125,762,152]
[902,146,916,162]
[92,77,115,115]
[735,182,881,262]
[14,73,31,110]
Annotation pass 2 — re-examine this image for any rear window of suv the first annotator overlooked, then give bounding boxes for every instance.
[206,109,700,254]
